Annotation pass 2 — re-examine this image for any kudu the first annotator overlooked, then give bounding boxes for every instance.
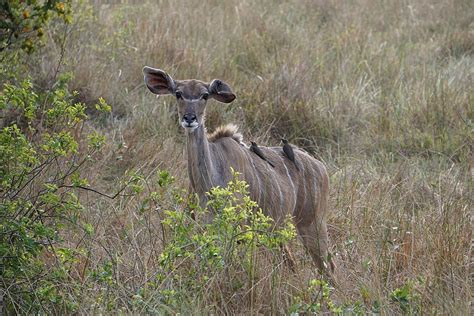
[143,67,334,272]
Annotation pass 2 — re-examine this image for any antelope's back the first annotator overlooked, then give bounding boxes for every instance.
[210,137,328,223]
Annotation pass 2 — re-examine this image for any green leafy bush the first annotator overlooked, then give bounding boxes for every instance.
[0,74,109,313]
[131,169,297,313]
[0,0,72,53]
[290,279,341,314]
[390,279,422,314]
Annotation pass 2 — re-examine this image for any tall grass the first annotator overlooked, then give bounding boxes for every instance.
[26,0,472,313]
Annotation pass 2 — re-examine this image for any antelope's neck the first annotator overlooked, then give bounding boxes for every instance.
[186,125,215,196]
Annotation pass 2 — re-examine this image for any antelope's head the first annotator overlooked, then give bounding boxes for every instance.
[143,67,236,132]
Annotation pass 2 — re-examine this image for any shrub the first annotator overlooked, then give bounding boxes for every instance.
[131,169,297,313]
[0,0,72,53]
[0,74,109,313]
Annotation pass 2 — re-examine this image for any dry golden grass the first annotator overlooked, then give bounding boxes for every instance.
[27,0,473,313]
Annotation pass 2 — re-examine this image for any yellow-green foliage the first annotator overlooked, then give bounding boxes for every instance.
[0,0,73,53]
[0,75,109,314]
[132,170,297,313]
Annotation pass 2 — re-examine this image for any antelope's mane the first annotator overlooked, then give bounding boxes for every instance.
[207,123,243,143]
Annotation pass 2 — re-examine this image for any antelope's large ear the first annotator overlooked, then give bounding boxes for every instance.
[143,66,176,95]
[208,79,236,103]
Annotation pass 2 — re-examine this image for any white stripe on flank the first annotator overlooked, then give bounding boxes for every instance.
[300,155,307,217]
[278,154,297,213]
[307,161,324,228]
[307,159,317,200]
[248,152,262,208]
[273,166,283,217]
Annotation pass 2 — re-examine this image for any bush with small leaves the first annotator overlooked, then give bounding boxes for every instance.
[0,0,72,53]
[390,279,422,314]
[0,74,110,313]
[132,169,297,313]
[289,279,343,314]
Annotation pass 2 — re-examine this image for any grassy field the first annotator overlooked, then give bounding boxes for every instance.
[15,0,472,313]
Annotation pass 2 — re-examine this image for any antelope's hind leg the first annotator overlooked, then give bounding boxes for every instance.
[296,219,333,273]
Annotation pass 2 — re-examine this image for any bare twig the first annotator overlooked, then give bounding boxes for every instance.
[61,184,132,200]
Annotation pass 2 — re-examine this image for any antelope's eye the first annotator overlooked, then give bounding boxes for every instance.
[175,91,182,99]
[201,93,209,100]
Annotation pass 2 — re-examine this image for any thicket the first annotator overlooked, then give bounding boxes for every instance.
[0,73,110,313]
[1,0,72,53]
[0,4,114,306]
[0,1,101,313]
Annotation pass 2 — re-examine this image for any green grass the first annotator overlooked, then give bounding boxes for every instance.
[13,0,473,313]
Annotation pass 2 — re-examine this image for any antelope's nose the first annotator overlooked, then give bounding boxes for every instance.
[183,113,197,124]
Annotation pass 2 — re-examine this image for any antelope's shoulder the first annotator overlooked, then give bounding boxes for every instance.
[207,123,243,144]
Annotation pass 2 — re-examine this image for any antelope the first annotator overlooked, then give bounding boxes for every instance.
[143,67,334,272]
